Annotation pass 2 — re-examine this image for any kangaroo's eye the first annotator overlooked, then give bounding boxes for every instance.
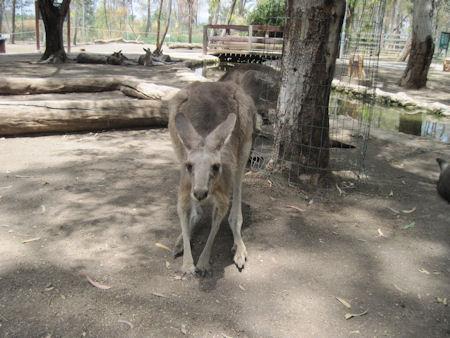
[211,164,221,173]
[185,163,193,173]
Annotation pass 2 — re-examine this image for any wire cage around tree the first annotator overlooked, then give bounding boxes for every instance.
[245,0,387,185]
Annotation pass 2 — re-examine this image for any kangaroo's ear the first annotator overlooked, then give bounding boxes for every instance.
[206,114,237,151]
[175,113,202,150]
[143,48,146,52]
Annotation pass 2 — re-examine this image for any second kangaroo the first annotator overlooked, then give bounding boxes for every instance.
[168,81,255,276]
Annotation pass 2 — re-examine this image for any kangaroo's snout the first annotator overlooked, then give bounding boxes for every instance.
[193,189,208,201]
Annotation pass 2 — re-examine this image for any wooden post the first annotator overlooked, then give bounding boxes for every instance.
[202,25,208,55]
[248,25,253,53]
[35,1,40,51]
[67,6,71,53]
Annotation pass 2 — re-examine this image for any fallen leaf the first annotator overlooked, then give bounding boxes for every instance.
[418,268,430,275]
[181,324,187,335]
[388,190,394,197]
[308,199,314,205]
[345,309,368,320]
[402,221,415,230]
[165,261,170,269]
[155,243,171,252]
[45,284,55,292]
[84,274,111,290]
[118,319,133,329]
[387,207,400,214]
[436,297,448,306]
[286,205,305,212]
[377,229,385,237]
[401,207,416,214]
[41,205,46,213]
[267,179,273,187]
[238,284,246,291]
[151,292,169,298]
[22,237,41,244]
[393,283,407,293]
[349,331,361,335]
[336,184,344,196]
[336,297,352,309]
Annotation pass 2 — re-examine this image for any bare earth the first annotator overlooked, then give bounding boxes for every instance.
[0,126,449,337]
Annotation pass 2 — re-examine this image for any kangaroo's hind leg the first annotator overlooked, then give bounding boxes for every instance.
[228,141,252,271]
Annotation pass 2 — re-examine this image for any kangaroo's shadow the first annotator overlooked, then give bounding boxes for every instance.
[183,202,253,292]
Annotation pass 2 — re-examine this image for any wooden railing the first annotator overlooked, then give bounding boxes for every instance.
[202,24,284,56]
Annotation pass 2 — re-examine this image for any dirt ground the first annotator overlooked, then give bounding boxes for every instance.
[0,125,449,337]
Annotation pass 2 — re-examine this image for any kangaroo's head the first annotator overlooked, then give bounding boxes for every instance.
[143,48,152,56]
[175,113,236,202]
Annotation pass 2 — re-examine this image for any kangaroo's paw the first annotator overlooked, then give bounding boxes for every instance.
[233,245,247,272]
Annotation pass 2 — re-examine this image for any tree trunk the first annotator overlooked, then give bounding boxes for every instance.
[11,0,16,43]
[103,0,110,37]
[188,0,193,43]
[155,0,164,51]
[0,0,4,33]
[398,0,435,89]
[145,0,151,37]
[226,0,237,25]
[38,0,71,63]
[271,0,345,176]
[397,33,412,61]
[154,0,172,55]
[238,0,246,16]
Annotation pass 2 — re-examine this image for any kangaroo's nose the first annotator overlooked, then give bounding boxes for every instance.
[193,189,208,201]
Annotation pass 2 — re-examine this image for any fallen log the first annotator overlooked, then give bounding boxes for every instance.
[167,42,203,49]
[94,37,144,44]
[0,77,179,100]
[0,95,169,136]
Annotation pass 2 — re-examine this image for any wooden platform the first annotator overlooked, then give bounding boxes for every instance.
[202,24,283,60]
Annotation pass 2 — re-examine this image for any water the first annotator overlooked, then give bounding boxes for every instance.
[195,64,450,144]
[331,95,450,144]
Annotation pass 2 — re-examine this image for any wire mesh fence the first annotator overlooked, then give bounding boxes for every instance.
[238,0,387,185]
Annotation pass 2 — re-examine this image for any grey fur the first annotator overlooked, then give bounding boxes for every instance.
[219,64,280,123]
[169,81,256,275]
[436,158,450,203]
[138,48,153,66]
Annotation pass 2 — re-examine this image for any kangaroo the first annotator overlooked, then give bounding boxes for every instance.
[168,81,255,276]
[106,50,127,65]
[436,158,450,203]
[138,48,153,66]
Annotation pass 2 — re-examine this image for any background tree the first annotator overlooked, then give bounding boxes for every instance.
[144,0,151,36]
[247,0,285,26]
[11,0,15,43]
[271,0,345,175]
[398,0,435,89]
[154,0,172,55]
[38,0,71,63]
[0,0,5,33]
[187,0,193,43]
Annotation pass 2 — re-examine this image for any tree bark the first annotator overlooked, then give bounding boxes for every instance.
[271,0,345,175]
[154,0,172,55]
[226,0,237,25]
[397,33,412,61]
[11,0,16,43]
[155,0,164,50]
[38,0,71,63]
[0,0,4,33]
[145,0,151,37]
[103,0,110,37]
[398,0,435,89]
[188,0,193,43]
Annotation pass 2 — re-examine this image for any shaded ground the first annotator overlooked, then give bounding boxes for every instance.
[0,127,449,337]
